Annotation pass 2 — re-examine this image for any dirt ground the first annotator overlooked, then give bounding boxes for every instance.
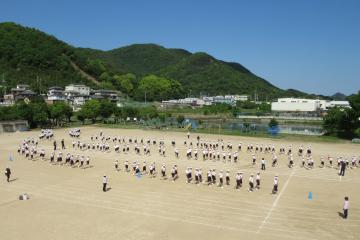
[1,126,359,240]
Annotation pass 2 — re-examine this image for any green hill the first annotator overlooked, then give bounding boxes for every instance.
[0,22,315,100]
[0,22,97,93]
[74,45,288,99]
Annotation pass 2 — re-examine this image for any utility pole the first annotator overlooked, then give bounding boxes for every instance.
[2,73,6,95]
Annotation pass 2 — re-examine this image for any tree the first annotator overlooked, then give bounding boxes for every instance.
[99,81,115,90]
[237,100,257,109]
[99,72,112,82]
[268,118,279,128]
[323,107,359,138]
[139,106,158,120]
[136,75,183,101]
[49,102,72,125]
[99,100,115,122]
[84,59,106,77]
[114,73,136,95]
[347,91,360,112]
[77,110,86,125]
[14,102,33,126]
[177,115,185,125]
[80,99,100,123]
[114,106,123,123]
[259,102,271,112]
[158,113,166,123]
[31,102,49,127]
[122,106,140,119]
[63,103,73,122]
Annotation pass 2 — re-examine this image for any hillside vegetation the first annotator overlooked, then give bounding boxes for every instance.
[1,22,321,100]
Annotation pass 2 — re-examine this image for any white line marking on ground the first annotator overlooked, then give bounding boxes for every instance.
[256,166,297,234]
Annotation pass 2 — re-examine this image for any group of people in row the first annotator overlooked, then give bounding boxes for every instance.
[113,159,279,193]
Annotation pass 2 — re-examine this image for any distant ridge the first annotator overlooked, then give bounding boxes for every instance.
[331,92,347,101]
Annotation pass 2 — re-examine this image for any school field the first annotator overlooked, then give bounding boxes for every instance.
[1,126,359,240]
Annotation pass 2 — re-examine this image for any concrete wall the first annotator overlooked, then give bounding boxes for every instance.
[0,120,29,133]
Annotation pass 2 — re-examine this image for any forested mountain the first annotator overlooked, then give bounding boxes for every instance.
[0,22,96,92]
[0,22,318,100]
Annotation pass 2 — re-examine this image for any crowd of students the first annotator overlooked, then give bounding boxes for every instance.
[6,129,357,219]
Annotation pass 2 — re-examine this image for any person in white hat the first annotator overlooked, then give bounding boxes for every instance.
[272,176,279,194]
[102,175,108,192]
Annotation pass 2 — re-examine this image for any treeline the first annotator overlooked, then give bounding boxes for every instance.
[76,99,172,124]
[0,98,172,128]
[323,91,360,138]
[201,102,271,116]
[0,97,73,128]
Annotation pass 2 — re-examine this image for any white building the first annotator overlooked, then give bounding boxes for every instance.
[65,84,90,96]
[326,100,351,109]
[271,98,351,112]
[47,86,66,102]
[161,97,204,107]
[226,95,248,102]
[271,98,320,112]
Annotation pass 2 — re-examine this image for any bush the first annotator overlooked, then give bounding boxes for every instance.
[268,118,278,128]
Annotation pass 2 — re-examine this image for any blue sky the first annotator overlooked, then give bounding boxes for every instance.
[1,0,359,95]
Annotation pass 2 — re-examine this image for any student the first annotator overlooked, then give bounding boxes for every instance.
[79,155,84,168]
[343,196,349,219]
[225,170,230,185]
[272,176,279,194]
[211,169,216,185]
[286,154,292,168]
[186,167,192,183]
[142,161,147,173]
[124,160,129,172]
[218,170,224,188]
[5,167,11,182]
[114,160,119,171]
[235,172,243,189]
[50,152,55,163]
[86,156,90,167]
[194,168,199,184]
[256,172,261,189]
[272,154,278,167]
[61,139,65,149]
[102,175,108,192]
[320,156,325,168]
[198,168,202,183]
[207,170,212,185]
[328,156,333,168]
[161,163,166,178]
[135,164,140,175]
[171,165,178,182]
[339,160,346,176]
[175,148,179,158]
[261,158,266,170]
[248,174,254,192]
